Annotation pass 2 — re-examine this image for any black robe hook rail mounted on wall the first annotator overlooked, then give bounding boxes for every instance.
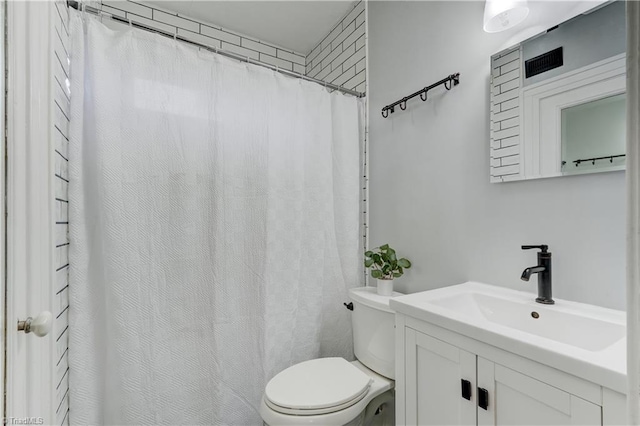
[381,73,460,118]
[573,154,626,167]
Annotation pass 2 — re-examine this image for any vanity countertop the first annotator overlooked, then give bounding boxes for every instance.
[390,281,627,394]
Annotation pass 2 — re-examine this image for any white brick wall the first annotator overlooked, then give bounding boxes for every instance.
[97,1,367,94]
[53,1,70,424]
[99,1,307,74]
[305,1,366,93]
[490,46,522,183]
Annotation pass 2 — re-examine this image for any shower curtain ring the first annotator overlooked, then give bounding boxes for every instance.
[399,99,407,110]
[420,91,428,101]
[382,108,389,118]
[444,79,452,90]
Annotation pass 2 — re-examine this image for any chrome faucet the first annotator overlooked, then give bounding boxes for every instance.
[521,245,554,305]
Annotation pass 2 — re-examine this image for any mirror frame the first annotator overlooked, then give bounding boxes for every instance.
[489,3,626,183]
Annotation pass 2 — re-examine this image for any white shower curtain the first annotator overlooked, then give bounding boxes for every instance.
[68,13,362,425]
[629,1,640,424]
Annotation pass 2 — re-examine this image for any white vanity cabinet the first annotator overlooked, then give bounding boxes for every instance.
[396,315,626,426]
[475,358,600,426]
[404,328,476,425]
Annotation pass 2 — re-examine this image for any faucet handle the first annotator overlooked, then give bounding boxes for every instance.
[522,245,549,252]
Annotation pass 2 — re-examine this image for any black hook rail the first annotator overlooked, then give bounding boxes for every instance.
[571,154,626,167]
[381,73,460,118]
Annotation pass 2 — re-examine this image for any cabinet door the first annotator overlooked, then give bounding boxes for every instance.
[477,357,601,426]
[405,328,476,426]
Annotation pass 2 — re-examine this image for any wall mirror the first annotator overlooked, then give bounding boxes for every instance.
[489,1,626,182]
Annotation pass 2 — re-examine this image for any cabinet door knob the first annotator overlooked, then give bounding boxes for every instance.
[478,387,489,410]
[461,379,472,400]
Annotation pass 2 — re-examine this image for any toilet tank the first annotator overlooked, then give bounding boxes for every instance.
[348,287,403,380]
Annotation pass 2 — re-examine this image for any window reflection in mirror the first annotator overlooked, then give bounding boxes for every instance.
[561,93,626,175]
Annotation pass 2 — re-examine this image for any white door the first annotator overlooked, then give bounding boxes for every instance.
[4,1,57,423]
[405,328,476,426]
[477,358,602,426]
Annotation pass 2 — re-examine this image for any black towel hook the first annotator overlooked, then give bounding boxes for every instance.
[572,154,625,166]
[444,79,452,90]
[380,72,460,119]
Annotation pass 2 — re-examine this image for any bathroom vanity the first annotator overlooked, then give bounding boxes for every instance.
[391,282,626,425]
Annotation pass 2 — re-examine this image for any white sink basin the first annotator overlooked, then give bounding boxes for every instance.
[431,291,625,352]
[389,282,627,392]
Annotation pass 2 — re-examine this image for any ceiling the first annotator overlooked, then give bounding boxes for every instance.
[140,0,610,56]
[143,1,358,54]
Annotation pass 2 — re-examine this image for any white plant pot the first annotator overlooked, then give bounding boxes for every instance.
[377,279,394,296]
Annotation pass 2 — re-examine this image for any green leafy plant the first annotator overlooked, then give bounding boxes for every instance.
[364,244,412,280]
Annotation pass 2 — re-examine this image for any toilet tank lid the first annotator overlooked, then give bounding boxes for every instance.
[348,286,405,313]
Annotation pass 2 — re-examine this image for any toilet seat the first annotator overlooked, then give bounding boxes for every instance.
[265,385,370,416]
[264,357,373,416]
[260,360,394,426]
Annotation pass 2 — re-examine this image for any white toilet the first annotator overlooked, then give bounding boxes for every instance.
[259,286,403,426]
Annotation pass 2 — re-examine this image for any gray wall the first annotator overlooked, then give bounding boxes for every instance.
[368,1,625,310]
[522,0,625,86]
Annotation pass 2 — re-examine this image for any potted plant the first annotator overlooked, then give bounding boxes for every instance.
[364,244,411,296]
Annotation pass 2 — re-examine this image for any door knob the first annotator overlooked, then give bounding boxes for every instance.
[17,311,52,337]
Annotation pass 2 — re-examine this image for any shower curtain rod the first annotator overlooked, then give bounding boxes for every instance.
[67,2,365,98]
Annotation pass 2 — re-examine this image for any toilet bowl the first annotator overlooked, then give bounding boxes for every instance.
[259,287,402,426]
